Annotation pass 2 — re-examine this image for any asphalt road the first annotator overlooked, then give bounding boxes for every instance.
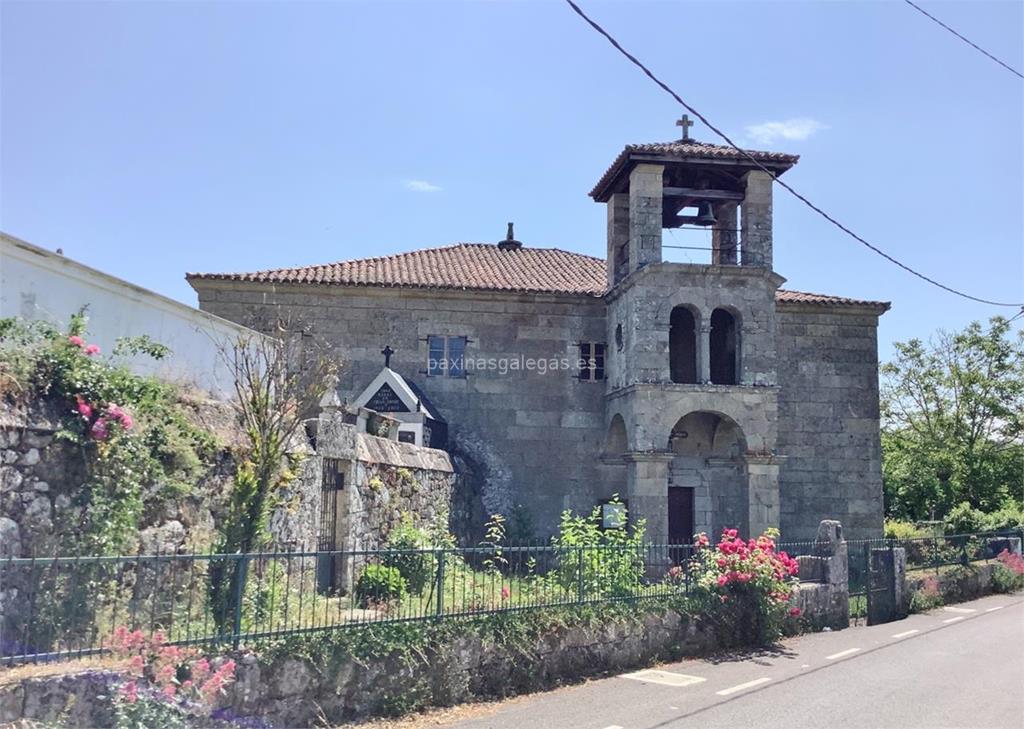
[448,593,1024,729]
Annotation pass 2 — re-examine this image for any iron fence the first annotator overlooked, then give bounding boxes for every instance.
[0,539,824,665]
[845,530,1023,599]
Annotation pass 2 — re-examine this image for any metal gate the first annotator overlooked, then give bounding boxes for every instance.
[316,458,345,593]
[864,543,901,625]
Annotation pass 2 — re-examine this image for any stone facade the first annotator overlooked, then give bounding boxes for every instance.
[190,137,889,543]
[198,284,609,539]
[776,304,886,539]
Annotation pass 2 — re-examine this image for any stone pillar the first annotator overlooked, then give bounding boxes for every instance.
[624,452,672,543]
[745,456,781,537]
[740,171,773,268]
[712,202,739,265]
[697,323,711,384]
[606,192,630,289]
[628,164,664,273]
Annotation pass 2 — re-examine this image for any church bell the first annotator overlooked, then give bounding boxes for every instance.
[695,201,717,227]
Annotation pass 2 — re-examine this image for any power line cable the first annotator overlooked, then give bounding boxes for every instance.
[563,0,1024,308]
[903,0,1023,80]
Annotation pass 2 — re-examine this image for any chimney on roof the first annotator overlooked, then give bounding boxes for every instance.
[497,222,522,252]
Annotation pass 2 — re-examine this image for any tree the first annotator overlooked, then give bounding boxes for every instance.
[881,316,1024,520]
[208,316,339,635]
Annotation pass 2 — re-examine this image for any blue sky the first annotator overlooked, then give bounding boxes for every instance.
[2,0,1021,359]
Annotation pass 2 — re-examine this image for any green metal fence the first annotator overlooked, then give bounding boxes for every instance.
[845,530,1023,600]
[1,542,698,664]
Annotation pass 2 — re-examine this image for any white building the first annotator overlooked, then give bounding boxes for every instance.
[1,232,262,398]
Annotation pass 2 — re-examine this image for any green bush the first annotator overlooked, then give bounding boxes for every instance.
[356,565,408,607]
[943,502,988,535]
[551,497,646,599]
[383,514,435,594]
[884,520,929,540]
[984,502,1024,532]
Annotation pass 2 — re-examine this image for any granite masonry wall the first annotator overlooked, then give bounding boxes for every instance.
[0,610,717,727]
[776,304,886,540]
[194,283,612,539]
[314,410,456,555]
[193,279,886,543]
[0,396,320,559]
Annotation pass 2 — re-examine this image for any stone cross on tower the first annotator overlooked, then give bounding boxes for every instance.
[676,115,694,141]
[381,345,395,368]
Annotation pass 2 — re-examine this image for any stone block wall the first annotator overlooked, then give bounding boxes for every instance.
[0,396,320,559]
[605,262,783,389]
[776,304,886,540]
[194,283,611,538]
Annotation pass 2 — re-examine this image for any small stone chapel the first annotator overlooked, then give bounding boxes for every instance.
[188,124,890,543]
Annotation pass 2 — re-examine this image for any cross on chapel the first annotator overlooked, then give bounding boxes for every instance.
[676,115,694,141]
[381,345,395,368]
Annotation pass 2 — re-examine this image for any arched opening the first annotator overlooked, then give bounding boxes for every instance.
[603,414,628,457]
[667,411,748,544]
[669,306,698,384]
[709,308,738,385]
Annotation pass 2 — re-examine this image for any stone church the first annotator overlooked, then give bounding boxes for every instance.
[188,129,890,543]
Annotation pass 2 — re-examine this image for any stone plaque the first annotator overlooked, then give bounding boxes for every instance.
[365,383,410,413]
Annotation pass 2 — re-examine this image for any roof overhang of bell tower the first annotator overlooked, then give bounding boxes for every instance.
[590,140,799,203]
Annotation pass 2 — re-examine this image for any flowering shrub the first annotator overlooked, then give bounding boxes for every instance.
[110,626,236,728]
[992,549,1024,593]
[0,313,216,554]
[688,528,799,646]
[909,575,943,612]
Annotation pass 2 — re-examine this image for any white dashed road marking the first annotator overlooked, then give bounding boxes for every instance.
[620,669,706,687]
[943,606,977,614]
[825,648,861,660]
[986,606,1004,612]
[601,725,624,729]
[942,616,965,624]
[892,629,919,638]
[716,677,771,696]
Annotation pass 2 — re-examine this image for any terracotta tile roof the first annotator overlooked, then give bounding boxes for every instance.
[186,243,608,297]
[591,139,800,202]
[187,243,888,310]
[775,289,890,309]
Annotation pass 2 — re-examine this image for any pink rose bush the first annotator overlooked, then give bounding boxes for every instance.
[63,334,133,441]
[993,549,1024,593]
[110,626,236,717]
[73,395,133,441]
[687,527,801,646]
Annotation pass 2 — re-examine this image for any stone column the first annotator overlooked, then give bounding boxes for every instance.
[740,171,773,268]
[628,164,664,273]
[606,193,629,289]
[745,456,781,537]
[712,202,739,265]
[697,323,711,384]
[624,452,672,543]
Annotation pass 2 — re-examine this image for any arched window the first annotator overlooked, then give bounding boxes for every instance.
[709,308,738,385]
[669,306,698,384]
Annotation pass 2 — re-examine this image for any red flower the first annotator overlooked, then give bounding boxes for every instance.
[789,607,802,617]
[120,681,138,704]
[75,396,93,420]
[68,335,84,348]
[501,586,511,600]
[84,343,101,356]
[90,418,110,441]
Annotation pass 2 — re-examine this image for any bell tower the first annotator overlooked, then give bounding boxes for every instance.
[593,124,799,544]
